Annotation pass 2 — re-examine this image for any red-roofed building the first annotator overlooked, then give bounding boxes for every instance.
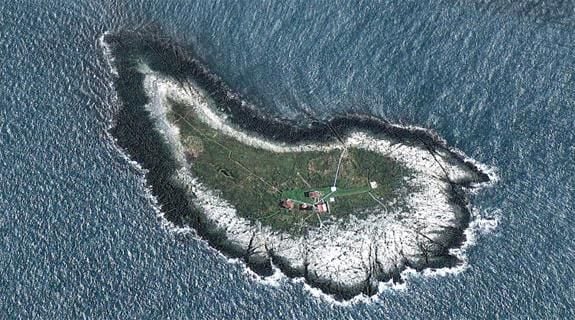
[314,202,328,213]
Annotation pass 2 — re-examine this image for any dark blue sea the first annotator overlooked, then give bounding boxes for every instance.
[1,0,574,318]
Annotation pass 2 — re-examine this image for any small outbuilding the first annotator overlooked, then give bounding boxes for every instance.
[280,199,295,209]
[304,191,322,200]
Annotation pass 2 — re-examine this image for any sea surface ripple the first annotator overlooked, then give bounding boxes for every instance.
[0,0,574,318]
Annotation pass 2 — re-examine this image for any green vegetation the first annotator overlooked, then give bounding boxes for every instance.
[166,99,412,233]
[281,185,373,204]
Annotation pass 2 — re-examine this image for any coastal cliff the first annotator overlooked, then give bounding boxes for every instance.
[101,30,493,300]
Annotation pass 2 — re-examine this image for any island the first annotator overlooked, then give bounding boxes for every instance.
[100,30,493,300]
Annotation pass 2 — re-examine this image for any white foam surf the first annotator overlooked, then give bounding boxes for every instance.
[100,37,498,301]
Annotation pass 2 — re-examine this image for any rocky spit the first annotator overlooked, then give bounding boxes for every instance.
[101,31,494,300]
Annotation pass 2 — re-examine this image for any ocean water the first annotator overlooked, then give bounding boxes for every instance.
[1,0,574,318]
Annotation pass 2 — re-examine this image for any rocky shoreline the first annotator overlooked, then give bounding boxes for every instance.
[101,31,493,300]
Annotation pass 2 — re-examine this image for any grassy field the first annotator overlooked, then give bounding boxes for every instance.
[166,99,411,233]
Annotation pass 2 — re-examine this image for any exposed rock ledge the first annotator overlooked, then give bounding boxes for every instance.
[101,31,494,300]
